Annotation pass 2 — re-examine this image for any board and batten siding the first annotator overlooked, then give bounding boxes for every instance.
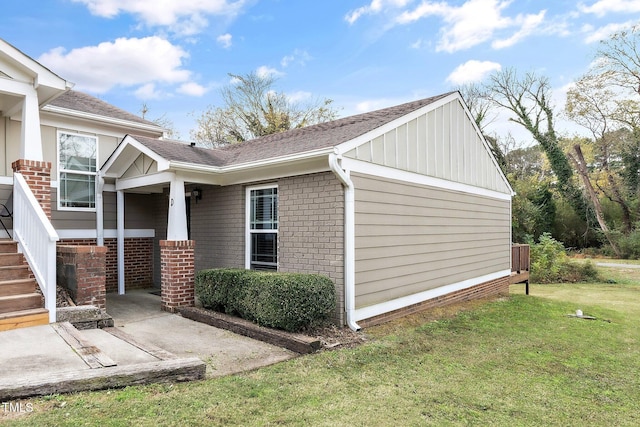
[353,172,511,309]
[344,98,510,195]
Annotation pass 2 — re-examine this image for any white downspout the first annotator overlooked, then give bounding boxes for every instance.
[329,151,360,331]
[96,173,104,246]
[117,190,125,295]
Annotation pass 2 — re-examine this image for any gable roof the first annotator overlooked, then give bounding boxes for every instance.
[130,92,455,168]
[45,90,159,127]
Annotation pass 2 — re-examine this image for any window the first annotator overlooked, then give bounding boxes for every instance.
[246,186,278,270]
[58,132,97,210]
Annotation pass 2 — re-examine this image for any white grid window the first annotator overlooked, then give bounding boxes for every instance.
[58,131,97,210]
[246,186,278,270]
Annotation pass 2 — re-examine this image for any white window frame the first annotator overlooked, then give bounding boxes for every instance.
[57,130,98,212]
[245,184,278,270]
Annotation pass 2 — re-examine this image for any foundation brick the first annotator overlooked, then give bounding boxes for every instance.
[56,245,108,309]
[358,276,511,328]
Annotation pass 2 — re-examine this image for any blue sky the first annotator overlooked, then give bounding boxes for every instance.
[2,0,640,144]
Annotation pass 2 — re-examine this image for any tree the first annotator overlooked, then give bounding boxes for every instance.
[565,25,640,256]
[485,69,595,218]
[190,72,339,147]
[140,103,180,139]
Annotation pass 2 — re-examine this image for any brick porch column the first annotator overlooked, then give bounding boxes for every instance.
[160,240,195,312]
[12,159,52,219]
[57,245,108,310]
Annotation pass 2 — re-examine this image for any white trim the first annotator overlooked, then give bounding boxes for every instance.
[245,184,279,270]
[0,176,13,186]
[115,171,175,191]
[56,229,155,239]
[42,105,165,134]
[117,190,125,294]
[336,93,459,155]
[101,134,170,177]
[354,270,511,322]
[328,153,360,331]
[342,157,512,201]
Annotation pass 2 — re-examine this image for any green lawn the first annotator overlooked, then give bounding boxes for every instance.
[5,268,640,426]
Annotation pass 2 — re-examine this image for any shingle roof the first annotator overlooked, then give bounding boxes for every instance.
[132,92,455,168]
[48,90,158,127]
[132,135,229,167]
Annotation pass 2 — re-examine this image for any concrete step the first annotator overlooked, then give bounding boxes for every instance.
[0,253,23,267]
[0,265,31,281]
[0,278,38,297]
[0,308,49,332]
[0,293,43,314]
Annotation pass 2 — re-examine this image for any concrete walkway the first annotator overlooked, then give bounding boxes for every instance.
[105,290,295,377]
[0,290,295,399]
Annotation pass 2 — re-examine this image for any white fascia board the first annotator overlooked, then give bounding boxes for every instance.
[0,176,13,186]
[101,135,170,177]
[0,39,68,91]
[335,92,460,156]
[168,146,334,178]
[115,171,175,191]
[354,270,511,322]
[221,146,335,172]
[454,93,514,196]
[42,105,166,134]
[342,157,512,200]
[0,77,32,96]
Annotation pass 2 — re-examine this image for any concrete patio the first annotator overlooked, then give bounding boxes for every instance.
[0,290,295,400]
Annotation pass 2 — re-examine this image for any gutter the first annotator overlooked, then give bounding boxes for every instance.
[328,151,360,331]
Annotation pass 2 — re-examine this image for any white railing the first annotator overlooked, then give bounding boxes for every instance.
[13,173,59,323]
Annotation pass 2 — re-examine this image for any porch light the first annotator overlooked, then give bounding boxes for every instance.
[192,188,202,203]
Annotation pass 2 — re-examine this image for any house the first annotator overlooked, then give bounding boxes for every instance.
[1,38,514,331]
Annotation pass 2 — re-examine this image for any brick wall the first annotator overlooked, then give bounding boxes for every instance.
[57,245,107,309]
[188,184,245,272]
[160,240,195,312]
[59,237,153,292]
[12,159,52,219]
[358,275,511,328]
[278,172,346,325]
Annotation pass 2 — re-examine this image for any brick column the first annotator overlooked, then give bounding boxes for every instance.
[12,159,52,219]
[56,245,108,310]
[160,240,195,312]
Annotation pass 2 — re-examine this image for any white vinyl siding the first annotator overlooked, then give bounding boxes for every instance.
[345,98,511,195]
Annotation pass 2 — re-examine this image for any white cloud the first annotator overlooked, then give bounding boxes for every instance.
[345,0,412,24]
[281,49,312,67]
[71,0,245,35]
[134,83,162,100]
[492,10,546,49]
[446,60,502,85]
[178,82,208,97]
[583,20,636,43]
[38,37,191,93]
[255,65,284,79]
[286,91,312,103]
[579,0,640,16]
[396,0,546,53]
[217,33,233,49]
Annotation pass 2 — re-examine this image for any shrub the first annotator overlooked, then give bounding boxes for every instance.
[195,269,251,315]
[530,233,601,283]
[195,269,336,332]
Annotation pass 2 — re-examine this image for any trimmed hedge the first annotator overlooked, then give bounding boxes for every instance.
[195,269,336,332]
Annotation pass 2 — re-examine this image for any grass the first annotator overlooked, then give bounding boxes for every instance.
[4,268,640,426]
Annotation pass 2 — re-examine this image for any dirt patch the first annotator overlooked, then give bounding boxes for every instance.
[305,324,368,350]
